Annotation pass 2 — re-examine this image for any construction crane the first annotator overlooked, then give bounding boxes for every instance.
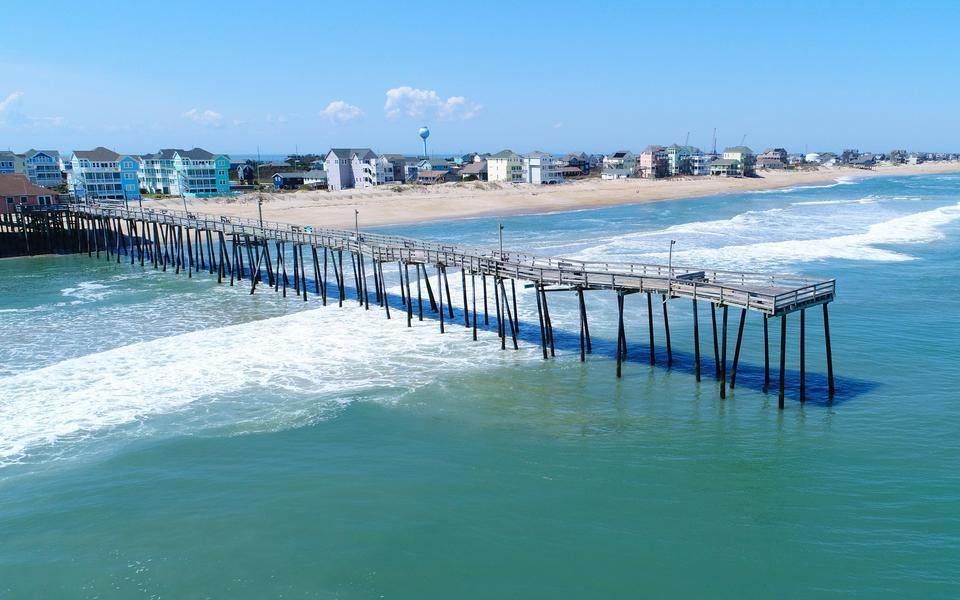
[711,128,717,156]
[740,134,747,146]
[684,131,690,146]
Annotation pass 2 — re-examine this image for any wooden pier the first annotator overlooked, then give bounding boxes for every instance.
[4,203,837,408]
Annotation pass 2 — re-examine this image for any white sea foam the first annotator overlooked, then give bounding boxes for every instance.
[0,295,535,468]
[747,177,858,195]
[638,201,960,270]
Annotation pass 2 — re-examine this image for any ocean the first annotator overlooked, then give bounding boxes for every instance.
[1,174,958,598]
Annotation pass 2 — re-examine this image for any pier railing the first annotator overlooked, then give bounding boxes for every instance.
[63,204,835,316]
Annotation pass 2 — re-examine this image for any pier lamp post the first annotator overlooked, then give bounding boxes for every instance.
[498,223,504,256]
[257,193,264,228]
[667,239,676,295]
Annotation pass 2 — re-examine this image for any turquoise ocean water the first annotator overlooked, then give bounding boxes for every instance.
[1,174,958,598]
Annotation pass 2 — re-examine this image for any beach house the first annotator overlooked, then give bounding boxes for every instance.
[68,147,141,202]
[0,174,59,214]
[323,148,373,190]
[139,148,231,197]
[486,150,523,183]
[558,152,592,175]
[459,160,487,181]
[272,170,327,190]
[601,151,636,179]
[756,148,787,169]
[352,152,395,189]
[19,150,63,188]
[522,151,563,185]
[689,152,711,176]
[0,151,24,176]
[638,145,668,178]
[721,146,756,176]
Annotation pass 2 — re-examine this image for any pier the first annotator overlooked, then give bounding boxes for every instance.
[3,203,836,408]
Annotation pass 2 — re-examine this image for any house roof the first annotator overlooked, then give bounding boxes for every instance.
[610,151,632,159]
[178,147,219,160]
[327,148,376,160]
[73,146,122,161]
[417,170,447,178]
[274,170,326,179]
[524,151,553,158]
[489,149,520,159]
[0,174,57,196]
[723,146,754,154]
[22,149,59,160]
[0,151,19,160]
[710,159,739,166]
[559,166,583,174]
[460,161,487,174]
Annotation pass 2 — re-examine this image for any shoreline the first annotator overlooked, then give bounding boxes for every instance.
[146,162,960,230]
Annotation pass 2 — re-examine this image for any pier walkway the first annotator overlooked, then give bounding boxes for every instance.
[1,203,836,408]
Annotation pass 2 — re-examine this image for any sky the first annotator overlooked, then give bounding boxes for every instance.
[1,0,958,156]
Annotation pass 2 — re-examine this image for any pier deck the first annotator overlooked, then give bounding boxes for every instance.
[2,203,837,407]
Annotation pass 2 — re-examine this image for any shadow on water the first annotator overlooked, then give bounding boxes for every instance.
[328,278,877,407]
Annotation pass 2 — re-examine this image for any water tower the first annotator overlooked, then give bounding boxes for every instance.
[418,126,430,158]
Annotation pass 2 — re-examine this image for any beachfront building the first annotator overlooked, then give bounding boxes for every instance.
[663,145,705,176]
[709,159,741,177]
[522,151,562,185]
[140,148,231,197]
[0,151,24,176]
[460,160,487,181]
[601,151,636,179]
[21,150,63,188]
[0,174,58,214]
[690,153,711,176]
[272,170,327,190]
[323,148,378,191]
[756,148,787,170]
[558,152,592,175]
[638,145,668,178]
[352,152,395,189]
[487,150,524,183]
[416,170,447,185]
[722,146,756,176]
[68,147,141,202]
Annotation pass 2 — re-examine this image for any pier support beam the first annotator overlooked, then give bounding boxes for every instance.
[779,314,787,409]
[693,298,701,382]
[646,292,655,365]
[823,303,835,399]
[535,283,548,359]
[730,308,746,389]
[800,308,806,403]
[662,295,672,366]
[763,315,770,393]
[720,305,728,399]
[711,303,720,378]
[616,292,626,378]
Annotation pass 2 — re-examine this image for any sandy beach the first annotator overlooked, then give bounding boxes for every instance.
[146,162,960,229]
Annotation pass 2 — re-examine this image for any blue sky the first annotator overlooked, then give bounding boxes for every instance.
[1,0,957,155]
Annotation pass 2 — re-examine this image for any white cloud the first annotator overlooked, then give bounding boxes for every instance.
[384,86,481,120]
[0,91,23,113]
[553,122,564,129]
[319,100,363,123]
[182,108,224,126]
[29,116,65,127]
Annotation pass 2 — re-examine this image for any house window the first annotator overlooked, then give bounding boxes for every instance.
[21,196,28,204]
[5,197,13,205]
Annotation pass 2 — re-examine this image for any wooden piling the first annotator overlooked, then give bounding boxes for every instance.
[730,308,746,389]
[779,314,787,409]
[720,305,728,399]
[693,298,701,382]
[823,303,834,399]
